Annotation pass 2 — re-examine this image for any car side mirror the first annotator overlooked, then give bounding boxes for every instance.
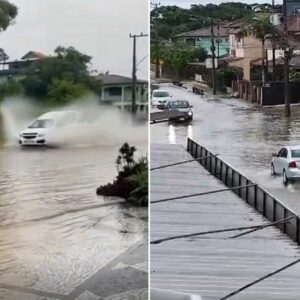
[190,105,193,108]
[272,153,277,157]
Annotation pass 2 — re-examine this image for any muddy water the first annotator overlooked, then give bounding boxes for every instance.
[0,140,147,296]
[151,84,300,214]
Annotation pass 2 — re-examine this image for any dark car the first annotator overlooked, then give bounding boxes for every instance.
[166,100,193,122]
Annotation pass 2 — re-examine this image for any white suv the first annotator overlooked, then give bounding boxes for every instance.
[151,90,171,109]
[19,111,81,146]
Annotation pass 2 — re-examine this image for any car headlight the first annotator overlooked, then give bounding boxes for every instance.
[19,134,22,138]
[188,111,193,116]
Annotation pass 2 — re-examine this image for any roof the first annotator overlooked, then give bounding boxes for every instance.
[96,74,147,85]
[251,54,300,67]
[174,26,229,38]
[151,143,300,299]
[21,51,46,60]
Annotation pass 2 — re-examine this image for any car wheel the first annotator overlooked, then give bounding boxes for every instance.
[283,169,289,185]
[271,163,276,175]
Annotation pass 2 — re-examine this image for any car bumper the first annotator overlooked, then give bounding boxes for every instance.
[19,138,46,146]
[286,168,300,179]
[155,104,167,109]
[170,115,193,122]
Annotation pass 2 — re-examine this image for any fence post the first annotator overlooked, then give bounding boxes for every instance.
[263,192,266,217]
[296,218,300,244]
[238,174,242,197]
[245,179,249,203]
[187,138,191,152]
[254,185,257,209]
[225,165,228,186]
[220,161,223,181]
[273,199,277,222]
[214,156,217,176]
[283,208,287,233]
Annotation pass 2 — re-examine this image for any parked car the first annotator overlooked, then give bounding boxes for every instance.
[151,90,171,109]
[271,145,300,185]
[165,100,193,122]
[19,111,81,146]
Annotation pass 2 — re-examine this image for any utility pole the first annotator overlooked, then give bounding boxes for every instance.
[210,18,216,95]
[151,2,161,79]
[217,22,220,59]
[129,33,148,114]
[272,0,276,78]
[283,0,291,117]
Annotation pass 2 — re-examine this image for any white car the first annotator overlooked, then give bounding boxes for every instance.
[271,145,300,185]
[19,111,81,146]
[151,90,171,109]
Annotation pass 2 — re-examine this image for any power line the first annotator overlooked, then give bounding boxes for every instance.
[151,216,294,245]
[136,54,148,67]
[219,258,300,300]
[150,154,219,171]
[151,183,257,204]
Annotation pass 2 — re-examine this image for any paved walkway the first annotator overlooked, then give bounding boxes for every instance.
[151,143,300,300]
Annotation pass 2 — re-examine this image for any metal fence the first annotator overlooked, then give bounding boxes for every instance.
[187,138,300,245]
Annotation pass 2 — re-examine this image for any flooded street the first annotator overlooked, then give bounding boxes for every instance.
[0,139,147,298]
[151,84,300,214]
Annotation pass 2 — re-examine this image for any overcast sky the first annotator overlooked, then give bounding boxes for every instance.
[160,0,281,7]
[0,0,148,79]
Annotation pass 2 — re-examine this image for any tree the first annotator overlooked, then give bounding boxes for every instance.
[0,0,17,32]
[0,48,8,61]
[22,46,102,102]
[241,16,281,84]
[151,2,255,41]
[162,45,195,79]
[46,79,87,106]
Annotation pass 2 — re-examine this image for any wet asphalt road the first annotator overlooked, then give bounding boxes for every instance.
[151,84,300,214]
[0,139,147,299]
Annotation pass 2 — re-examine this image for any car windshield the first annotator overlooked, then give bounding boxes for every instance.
[153,91,169,97]
[29,119,55,129]
[168,101,190,109]
[291,149,300,158]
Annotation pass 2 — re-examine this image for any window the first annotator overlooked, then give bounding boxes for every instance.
[291,149,300,158]
[168,100,190,109]
[29,119,54,129]
[108,87,122,96]
[278,148,288,158]
[186,38,196,46]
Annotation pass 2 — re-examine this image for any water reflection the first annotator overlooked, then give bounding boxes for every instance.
[187,124,193,140]
[0,143,147,295]
[168,125,176,144]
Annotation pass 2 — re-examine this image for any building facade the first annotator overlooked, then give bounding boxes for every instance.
[173,26,230,58]
[97,74,148,111]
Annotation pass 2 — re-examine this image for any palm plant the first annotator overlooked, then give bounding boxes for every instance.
[241,16,282,84]
[127,170,148,206]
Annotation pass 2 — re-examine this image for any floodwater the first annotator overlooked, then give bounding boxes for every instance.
[0,106,148,298]
[151,84,300,214]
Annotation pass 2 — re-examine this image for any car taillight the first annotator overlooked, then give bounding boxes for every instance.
[288,161,297,168]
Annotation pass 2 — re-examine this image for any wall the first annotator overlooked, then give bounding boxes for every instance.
[194,37,229,57]
[262,82,300,105]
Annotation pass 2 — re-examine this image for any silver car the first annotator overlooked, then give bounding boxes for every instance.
[166,100,193,122]
[271,146,300,185]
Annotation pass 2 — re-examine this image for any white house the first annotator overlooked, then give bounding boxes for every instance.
[96,74,148,111]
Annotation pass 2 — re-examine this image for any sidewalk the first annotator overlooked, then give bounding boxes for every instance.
[151,143,300,300]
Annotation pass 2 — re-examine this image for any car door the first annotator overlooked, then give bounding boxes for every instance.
[276,148,288,174]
